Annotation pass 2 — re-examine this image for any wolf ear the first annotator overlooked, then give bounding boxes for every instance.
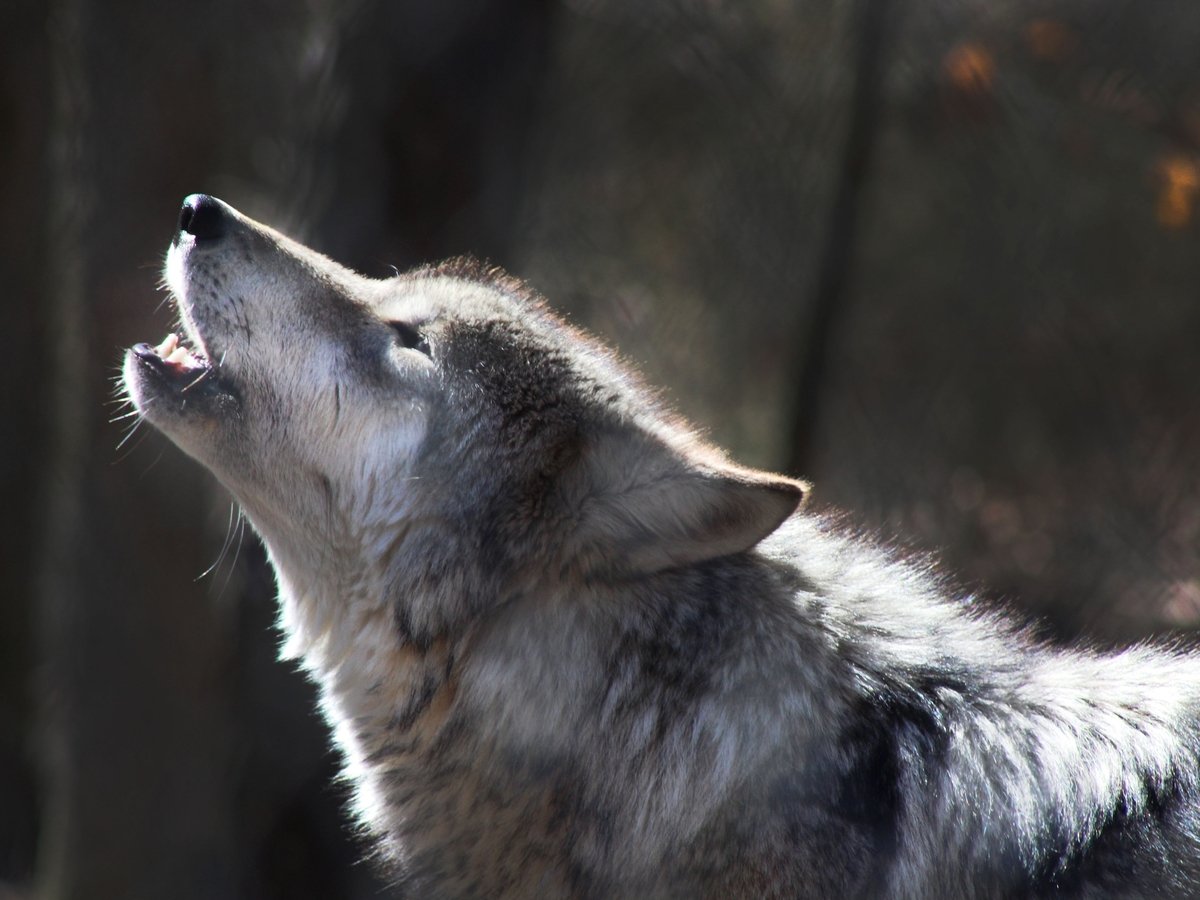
[566,427,808,576]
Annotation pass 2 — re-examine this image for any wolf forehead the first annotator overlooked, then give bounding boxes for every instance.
[404,259,660,446]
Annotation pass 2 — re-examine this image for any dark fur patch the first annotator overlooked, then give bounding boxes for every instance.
[834,680,953,895]
[1029,770,1186,896]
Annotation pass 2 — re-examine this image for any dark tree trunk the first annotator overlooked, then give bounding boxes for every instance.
[0,0,50,887]
[785,0,895,478]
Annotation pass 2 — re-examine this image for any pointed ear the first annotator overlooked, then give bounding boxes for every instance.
[566,427,808,576]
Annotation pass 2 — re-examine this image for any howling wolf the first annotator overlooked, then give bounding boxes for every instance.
[123,194,1200,898]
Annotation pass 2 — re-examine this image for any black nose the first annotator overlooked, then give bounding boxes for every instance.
[178,193,228,240]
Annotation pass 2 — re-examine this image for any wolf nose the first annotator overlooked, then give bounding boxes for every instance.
[178,193,228,240]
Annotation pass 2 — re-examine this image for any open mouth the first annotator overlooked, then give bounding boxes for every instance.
[132,332,214,390]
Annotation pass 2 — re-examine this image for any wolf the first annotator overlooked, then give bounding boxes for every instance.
[123,194,1200,898]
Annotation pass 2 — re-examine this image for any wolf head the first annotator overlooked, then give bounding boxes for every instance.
[124,195,807,646]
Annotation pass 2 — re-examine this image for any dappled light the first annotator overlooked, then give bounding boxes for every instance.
[1155,154,1200,229]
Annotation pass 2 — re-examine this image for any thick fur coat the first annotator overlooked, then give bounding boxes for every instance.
[124,195,1200,898]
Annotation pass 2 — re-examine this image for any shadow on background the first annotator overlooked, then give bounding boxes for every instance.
[1,0,1198,897]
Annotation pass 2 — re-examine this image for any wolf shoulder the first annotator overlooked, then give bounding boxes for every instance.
[468,511,1200,898]
[725,513,1200,898]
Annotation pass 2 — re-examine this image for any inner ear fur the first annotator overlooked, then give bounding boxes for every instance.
[565,425,808,576]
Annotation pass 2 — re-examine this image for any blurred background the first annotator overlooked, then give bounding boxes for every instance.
[3,0,1200,896]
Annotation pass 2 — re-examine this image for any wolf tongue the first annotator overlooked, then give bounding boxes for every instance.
[155,333,179,357]
[165,344,196,369]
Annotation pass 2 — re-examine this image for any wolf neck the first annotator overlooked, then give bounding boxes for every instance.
[263,529,412,673]
[255,507,480,720]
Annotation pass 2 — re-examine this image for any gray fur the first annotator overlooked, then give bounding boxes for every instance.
[124,196,1200,898]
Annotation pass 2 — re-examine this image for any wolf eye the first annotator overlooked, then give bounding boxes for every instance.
[390,321,430,356]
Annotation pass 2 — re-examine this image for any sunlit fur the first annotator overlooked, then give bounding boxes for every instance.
[125,198,1200,898]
